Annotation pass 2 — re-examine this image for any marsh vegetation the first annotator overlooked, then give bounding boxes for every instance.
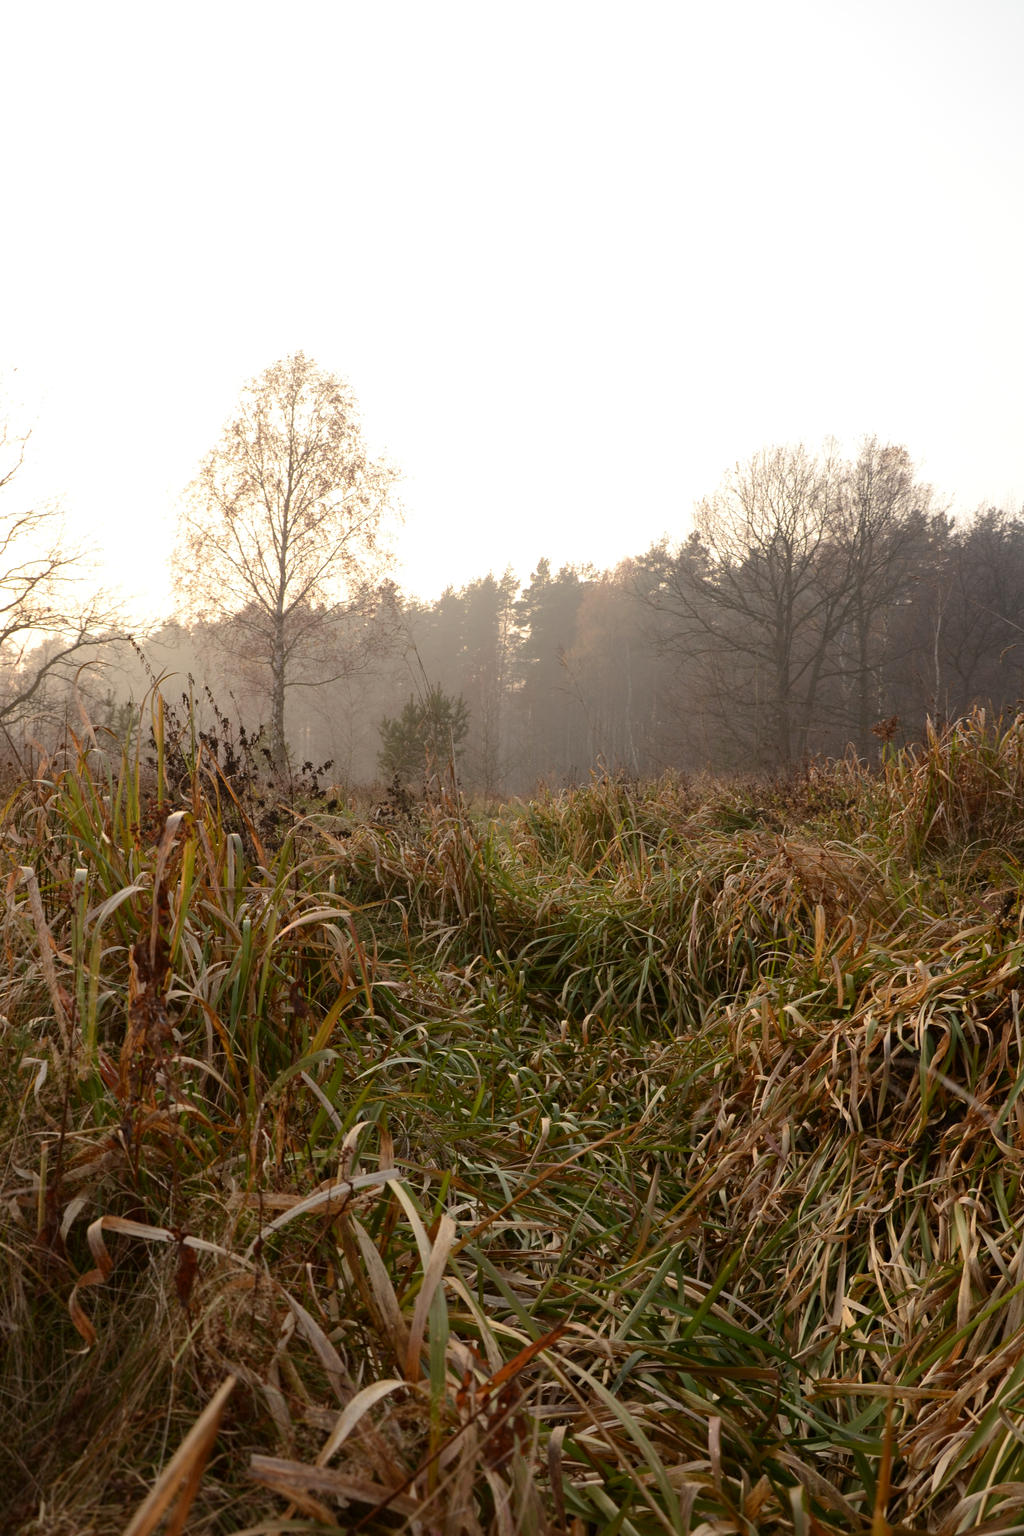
[3,704,1024,1532]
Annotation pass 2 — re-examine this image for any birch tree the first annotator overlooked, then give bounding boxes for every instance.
[174,353,399,769]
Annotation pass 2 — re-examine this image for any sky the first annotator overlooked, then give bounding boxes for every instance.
[1,0,1022,628]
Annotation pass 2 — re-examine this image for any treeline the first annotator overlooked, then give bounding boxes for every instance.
[371,488,1024,789]
[5,430,1023,794]
[92,459,1024,791]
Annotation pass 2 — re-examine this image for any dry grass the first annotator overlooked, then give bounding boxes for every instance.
[3,704,1024,1532]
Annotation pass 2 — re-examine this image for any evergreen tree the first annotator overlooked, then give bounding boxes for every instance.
[377,685,470,782]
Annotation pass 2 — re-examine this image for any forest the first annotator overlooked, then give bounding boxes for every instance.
[5,439,1024,795]
[120,489,1024,795]
[3,358,1023,789]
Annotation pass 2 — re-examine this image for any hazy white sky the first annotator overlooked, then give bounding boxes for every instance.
[2,0,1021,625]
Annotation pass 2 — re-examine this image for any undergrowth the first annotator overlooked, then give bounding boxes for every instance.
[3,702,1024,1532]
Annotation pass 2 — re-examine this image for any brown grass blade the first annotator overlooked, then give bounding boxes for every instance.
[249,1454,422,1518]
[121,1374,236,1536]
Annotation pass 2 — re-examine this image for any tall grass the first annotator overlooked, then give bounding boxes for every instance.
[3,705,1024,1532]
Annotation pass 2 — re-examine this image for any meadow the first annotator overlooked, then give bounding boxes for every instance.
[3,703,1024,1535]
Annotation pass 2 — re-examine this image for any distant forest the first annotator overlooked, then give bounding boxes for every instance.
[15,489,1024,796]
[130,507,1024,793]
[4,372,1023,794]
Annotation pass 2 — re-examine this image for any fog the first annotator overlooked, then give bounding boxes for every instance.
[2,1,1022,621]
[2,4,1022,782]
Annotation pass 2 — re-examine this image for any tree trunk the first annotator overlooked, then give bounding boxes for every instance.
[774,637,792,764]
[855,596,872,757]
[271,608,287,773]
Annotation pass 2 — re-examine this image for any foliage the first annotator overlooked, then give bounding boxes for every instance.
[377,682,469,783]
[8,699,1024,1530]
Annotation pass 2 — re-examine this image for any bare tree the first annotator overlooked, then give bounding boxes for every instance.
[638,440,942,765]
[173,353,400,769]
[0,418,120,729]
[831,439,935,753]
[646,445,846,763]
